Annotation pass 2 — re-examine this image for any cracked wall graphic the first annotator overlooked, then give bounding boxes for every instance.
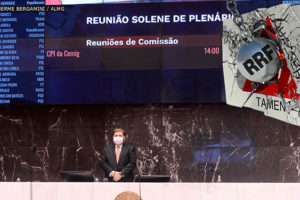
[223,4,300,126]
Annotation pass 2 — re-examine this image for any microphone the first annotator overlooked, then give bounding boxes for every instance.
[137,173,142,200]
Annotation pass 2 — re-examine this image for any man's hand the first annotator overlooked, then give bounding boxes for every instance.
[109,171,116,177]
[113,172,122,182]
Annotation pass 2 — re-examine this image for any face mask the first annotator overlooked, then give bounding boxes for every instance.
[113,136,123,145]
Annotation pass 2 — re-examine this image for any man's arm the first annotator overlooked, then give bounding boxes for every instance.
[100,147,115,176]
[121,146,137,176]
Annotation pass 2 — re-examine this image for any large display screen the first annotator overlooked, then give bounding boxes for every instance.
[0,0,283,104]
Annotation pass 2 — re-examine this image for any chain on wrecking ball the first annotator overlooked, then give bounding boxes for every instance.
[226,0,282,83]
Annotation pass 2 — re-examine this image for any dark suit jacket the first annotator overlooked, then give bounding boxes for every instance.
[101,143,136,182]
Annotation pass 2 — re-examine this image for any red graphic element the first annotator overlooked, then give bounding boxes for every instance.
[242,17,300,101]
[46,0,62,5]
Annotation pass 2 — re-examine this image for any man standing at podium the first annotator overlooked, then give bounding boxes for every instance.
[101,128,137,182]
